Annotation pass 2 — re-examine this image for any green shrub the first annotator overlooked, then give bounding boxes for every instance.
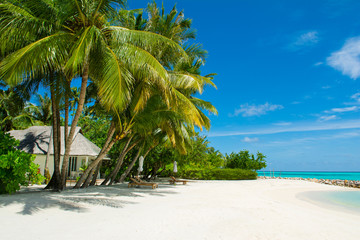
[225,150,267,170]
[178,168,257,180]
[0,131,44,194]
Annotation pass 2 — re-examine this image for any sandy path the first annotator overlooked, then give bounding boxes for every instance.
[0,179,359,240]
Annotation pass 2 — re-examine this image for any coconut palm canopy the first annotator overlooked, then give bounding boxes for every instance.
[0,0,218,190]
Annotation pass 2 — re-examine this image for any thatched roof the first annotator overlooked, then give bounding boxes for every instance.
[9,126,101,156]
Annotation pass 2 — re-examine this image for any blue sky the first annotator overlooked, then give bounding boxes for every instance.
[129,0,360,171]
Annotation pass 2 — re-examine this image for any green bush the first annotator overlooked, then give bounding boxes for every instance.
[225,150,267,170]
[0,131,44,194]
[178,168,257,180]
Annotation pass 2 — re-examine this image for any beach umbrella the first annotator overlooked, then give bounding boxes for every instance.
[173,161,178,173]
[138,156,144,172]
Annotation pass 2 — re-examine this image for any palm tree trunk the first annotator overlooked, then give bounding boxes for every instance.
[78,139,117,188]
[45,83,61,190]
[64,80,70,142]
[117,147,143,184]
[44,126,52,175]
[89,161,102,186]
[100,137,133,185]
[74,123,117,189]
[83,167,94,186]
[101,151,125,185]
[102,137,138,185]
[61,63,89,189]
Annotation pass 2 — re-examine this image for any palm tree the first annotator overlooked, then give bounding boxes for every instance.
[0,0,187,190]
[75,4,218,188]
[0,81,38,132]
[29,93,53,126]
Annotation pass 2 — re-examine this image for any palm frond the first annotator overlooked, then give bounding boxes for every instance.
[90,44,133,113]
[190,97,218,115]
[104,26,188,62]
[0,32,71,86]
[65,26,99,76]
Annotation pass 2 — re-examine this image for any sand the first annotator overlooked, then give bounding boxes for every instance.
[0,179,359,240]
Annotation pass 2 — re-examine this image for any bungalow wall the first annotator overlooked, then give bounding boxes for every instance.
[34,155,98,179]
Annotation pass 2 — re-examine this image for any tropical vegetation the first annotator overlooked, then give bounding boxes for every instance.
[0,131,44,194]
[0,0,266,193]
[225,151,267,171]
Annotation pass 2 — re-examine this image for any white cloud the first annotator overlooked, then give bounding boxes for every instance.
[314,62,324,66]
[242,137,259,143]
[233,102,284,117]
[318,115,338,122]
[322,85,331,89]
[351,93,360,102]
[325,106,359,113]
[266,131,360,147]
[287,31,319,51]
[294,31,319,46]
[327,36,360,79]
[208,119,360,137]
[273,122,292,126]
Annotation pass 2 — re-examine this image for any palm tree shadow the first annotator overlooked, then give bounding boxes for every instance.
[18,131,49,154]
[0,183,179,215]
[0,191,88,215]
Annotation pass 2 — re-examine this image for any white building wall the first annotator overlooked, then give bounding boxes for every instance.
[34,155,97,177]
[34,155,46,175]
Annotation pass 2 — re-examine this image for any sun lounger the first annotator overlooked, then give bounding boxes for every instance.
[169,176,188,185]
[128,177,158,189]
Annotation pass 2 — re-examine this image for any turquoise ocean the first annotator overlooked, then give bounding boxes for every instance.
[259,171,360,212]
[258,171,360,181]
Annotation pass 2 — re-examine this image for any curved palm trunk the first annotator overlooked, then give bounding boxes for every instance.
[89,161,102,186]
[83,166,95,186]
[61,64,89,189]
[74,123,117,189]
[116,147,143,184]
[45,83,62,190]
[101,152,125,185]
[77,139,117,188]
[102,137,138,185]
[101,137,133,185]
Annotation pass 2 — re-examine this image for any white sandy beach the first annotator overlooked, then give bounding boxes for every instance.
[0,179,359,240]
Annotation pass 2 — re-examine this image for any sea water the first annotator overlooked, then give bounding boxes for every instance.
[258,171,360,181]
[299,191,360,214]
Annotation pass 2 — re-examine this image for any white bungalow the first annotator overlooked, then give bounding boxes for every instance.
[9,126,105,178]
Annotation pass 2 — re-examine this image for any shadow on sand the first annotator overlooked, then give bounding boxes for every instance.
[0,183,179,215]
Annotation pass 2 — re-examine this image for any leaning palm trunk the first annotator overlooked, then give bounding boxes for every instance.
[116,147,143,184]
[77,139,117,188]
[61,64,90,189]
[101,137,134,185]
[83,165,95,187]
[102,138,140,185]
[89,161,102,186]
[74,122,117,188]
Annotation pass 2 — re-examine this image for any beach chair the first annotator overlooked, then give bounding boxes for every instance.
[169,176,188,185]
[128,177,158,189]
[135,176,160,188]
